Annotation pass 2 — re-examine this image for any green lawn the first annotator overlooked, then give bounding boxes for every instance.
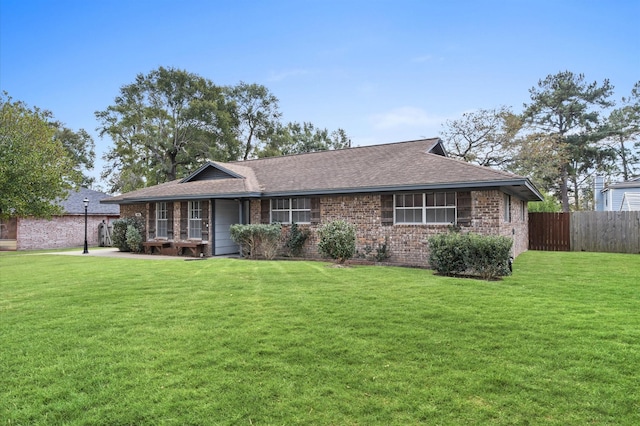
[1,250,639,425]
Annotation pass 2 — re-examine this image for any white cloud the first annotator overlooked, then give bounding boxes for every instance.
[267,68,312,82]
[370,107,443,130]
[411,54,444,63]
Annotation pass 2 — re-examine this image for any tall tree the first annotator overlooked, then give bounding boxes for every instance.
[52,125,96,187]
[0,93,78,218]
[522,71,614,211]
[441,106,521,168]
[96,66,237,193]
[603,81,640,181]
[225,82,282,160]
[258,122,351,158]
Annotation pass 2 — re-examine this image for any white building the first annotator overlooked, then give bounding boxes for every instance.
[594,176,640,211]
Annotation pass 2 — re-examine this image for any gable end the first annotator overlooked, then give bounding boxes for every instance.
[181,162,244,183]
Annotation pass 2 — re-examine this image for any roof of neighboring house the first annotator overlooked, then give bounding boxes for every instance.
[603,176,640,192]
[620,192,640,211]
[103,138,543,204]
[59,187,120,215]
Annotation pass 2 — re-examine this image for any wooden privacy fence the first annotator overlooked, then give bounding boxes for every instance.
[529,213,570,251]
[529,211,640,254]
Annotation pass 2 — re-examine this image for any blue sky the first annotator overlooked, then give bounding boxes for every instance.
[1,0,638,187]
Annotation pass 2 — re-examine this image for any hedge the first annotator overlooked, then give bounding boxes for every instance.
[230,224,282,260]
[428,232,512,280]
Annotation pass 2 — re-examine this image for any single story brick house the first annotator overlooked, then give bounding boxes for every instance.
[0,187,120,251]
[102,138,542,266]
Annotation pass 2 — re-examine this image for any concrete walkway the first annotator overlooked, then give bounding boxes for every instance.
[48,247,193,260]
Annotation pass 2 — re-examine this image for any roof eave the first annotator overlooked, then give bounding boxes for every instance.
[101,191,263,204]
[263,179,544,201]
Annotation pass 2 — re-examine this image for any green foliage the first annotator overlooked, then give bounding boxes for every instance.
[427,232,468,276]
[224,82,282,160]
[258,121,351,158]
[604,81,640,181]
[522,71,614,211]
[0,93,79,219]
[52,125,96,188]
[96,66,237,193]
[528,192,562,212]
[284,222,310,257]
[125,225,143,253]
[112,217,145,252]
[464,234,513,280]
[230,223,282,259]
[317,220,356,263]
[373,237,392,262]
[428,232,513,279]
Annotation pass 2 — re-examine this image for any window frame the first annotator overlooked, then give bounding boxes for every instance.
[156,202,168,238]
[270,197,311,224]
[504,194,512,223]
[188,200,202,239]
[394,192,457,225]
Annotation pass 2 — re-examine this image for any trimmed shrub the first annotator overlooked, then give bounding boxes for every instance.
[317,220,356,263]
[465,234,513,280]
[285,223,310,257]
[428,232,512,280]
[112,217,145,252]
[126,225,143,253]
[230,224,282,260]
[427,232,468,276]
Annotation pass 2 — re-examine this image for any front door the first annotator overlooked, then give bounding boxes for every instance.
[214,200,240,255]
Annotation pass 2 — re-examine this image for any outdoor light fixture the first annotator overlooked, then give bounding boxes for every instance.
[83,197,89,254]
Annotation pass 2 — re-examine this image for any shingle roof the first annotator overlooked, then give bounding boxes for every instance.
[103,138,543,204]
[59,187,120,215]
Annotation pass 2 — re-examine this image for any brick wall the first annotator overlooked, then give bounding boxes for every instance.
[16,215,119,250]
[116,190,529,265]
[250,190,529,266]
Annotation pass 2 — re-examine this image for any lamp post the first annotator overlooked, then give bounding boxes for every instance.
[83,197,89,254]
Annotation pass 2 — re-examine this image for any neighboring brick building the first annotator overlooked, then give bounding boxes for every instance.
[103,139,542,266]
[0,188,119,251]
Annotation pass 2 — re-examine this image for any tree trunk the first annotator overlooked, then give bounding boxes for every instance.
[620,138,630,181]
[560,164,570,212]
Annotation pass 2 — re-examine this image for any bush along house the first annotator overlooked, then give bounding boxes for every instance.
[101,138,543,266]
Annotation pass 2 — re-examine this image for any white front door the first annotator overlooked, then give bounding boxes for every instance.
[214,200,240,255]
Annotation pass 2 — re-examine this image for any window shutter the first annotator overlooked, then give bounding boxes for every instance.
[148,203,156,239]
[380,194,394,226]
[310,197,320,224]
[457,191,472,226]
[201,200,209,240]
[261,199,270,224]
[180,202,188,240]
[167,202,174,238]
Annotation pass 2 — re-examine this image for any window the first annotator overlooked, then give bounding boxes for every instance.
[156,202,168,238]
[189,201,202,239]
[504,194,511,223]
[394,192,456,224]
[271,197,311,224]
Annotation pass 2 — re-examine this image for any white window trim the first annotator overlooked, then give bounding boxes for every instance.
[270,197,311,224]
[394,192,457,225]
[156,202,168,239]
[188,201,202,240]
[504,194,512,223]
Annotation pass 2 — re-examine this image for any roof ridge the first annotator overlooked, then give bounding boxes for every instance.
[232,138,441,165]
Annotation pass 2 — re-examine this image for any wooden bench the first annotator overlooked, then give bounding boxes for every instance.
[174,241,208,257]
[142,240,171,255]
